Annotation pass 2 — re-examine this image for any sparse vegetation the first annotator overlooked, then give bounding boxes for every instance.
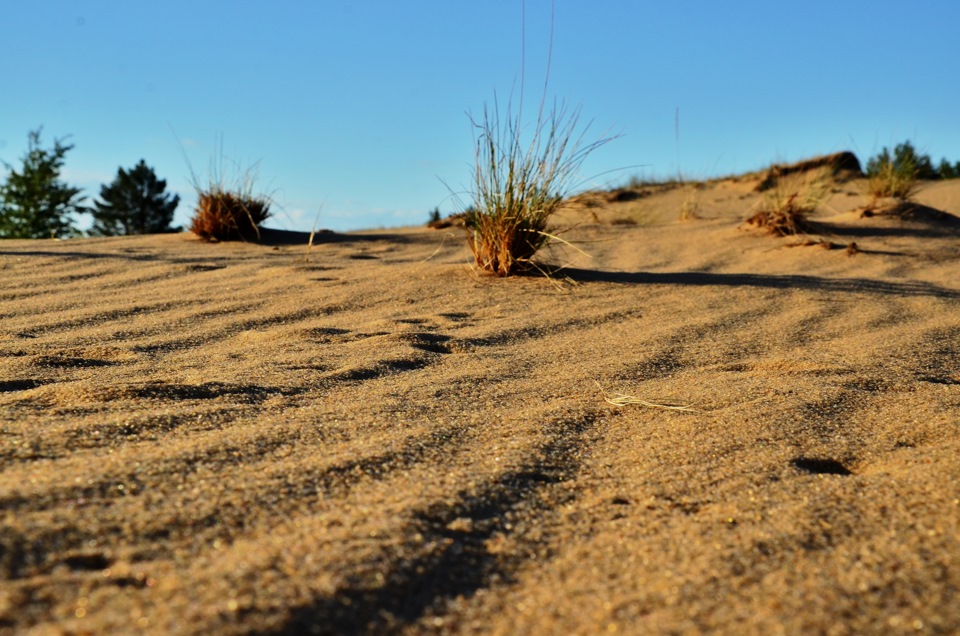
[0,129,86,239]
[622,174,685,190]
[867,141,935,181]
[190,187,271,242]
[865,142,925,200]
[465,99,613,275]
[679,183,702,221]
[187,151,271,242]
[747,174,828,236]
[864,141,960,199]
[866,159,918,201]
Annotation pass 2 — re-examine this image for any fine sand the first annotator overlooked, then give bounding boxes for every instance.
[1,170,959,635]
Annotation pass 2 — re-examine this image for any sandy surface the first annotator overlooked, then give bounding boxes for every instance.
[1,172,959,635]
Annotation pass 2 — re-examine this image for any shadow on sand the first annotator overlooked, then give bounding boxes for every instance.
[556,268,960,299]
[256,227,415,246]
[0,228,416,261]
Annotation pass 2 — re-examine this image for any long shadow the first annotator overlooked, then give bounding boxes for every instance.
[558,268,960,299]
[266,414,594,635]
[0,230,416,260]
[815,222,960,239]
[0,248,158,261]
[815,204,960,239]
[257,228,415,246]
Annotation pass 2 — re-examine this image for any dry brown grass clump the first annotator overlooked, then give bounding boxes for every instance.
[747,174,828,236]
[180,140,273,242]
[190,188,271,242]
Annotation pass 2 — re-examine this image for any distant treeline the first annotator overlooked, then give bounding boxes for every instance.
[866,141,960,180]
[0,128,179,239]
[3,127,959,240]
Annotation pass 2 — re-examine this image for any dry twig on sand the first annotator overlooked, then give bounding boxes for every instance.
[595,381,697,412]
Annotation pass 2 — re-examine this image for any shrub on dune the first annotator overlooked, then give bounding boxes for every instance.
[190,186,271,242]
[465,98,613,276]
[866,155,918,201]
[747,175,827,236]
[187,151,272,242]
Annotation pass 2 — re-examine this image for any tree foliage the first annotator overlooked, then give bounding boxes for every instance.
[0,129,86,238]
[936,158,960,180]
[866,141,958,181]
[91,160,180,235]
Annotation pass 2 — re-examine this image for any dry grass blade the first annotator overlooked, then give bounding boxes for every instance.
[595,381,697,412]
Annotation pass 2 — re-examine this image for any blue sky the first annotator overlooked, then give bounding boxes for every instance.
[3,1,958,232]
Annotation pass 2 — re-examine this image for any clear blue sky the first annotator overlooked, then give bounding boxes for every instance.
[3,1,958,232]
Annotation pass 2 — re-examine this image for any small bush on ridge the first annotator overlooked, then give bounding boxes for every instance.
[747,175,827,236]
[190,187,270,242]
[863,140,960,199]
[187,149,271,242]
[466,98,612,276]
[865,142,925,200]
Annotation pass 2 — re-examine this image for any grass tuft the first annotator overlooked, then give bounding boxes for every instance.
[465,97,613,276]
[679,183,702,221]
[190,188,271,242]
[187,150,272,242]
[865,159,917,200]
[746,173,828,236]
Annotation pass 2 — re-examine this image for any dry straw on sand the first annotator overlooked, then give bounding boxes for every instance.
[596,381,697,412]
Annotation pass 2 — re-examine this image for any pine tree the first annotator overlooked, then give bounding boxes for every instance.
[0,129,86,239]
[937,158,959,180]
[866,141,938,181]
[91,160,180,235]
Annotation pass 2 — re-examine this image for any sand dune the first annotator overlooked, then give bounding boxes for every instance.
[1,173,959,634]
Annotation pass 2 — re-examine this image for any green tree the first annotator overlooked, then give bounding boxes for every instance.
[0,129,86,238]
[91,160,180,235]
[866,141,937,181]
[937,158,959,179]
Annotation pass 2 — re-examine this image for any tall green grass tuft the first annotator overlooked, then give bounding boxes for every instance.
[466,98,612,276]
